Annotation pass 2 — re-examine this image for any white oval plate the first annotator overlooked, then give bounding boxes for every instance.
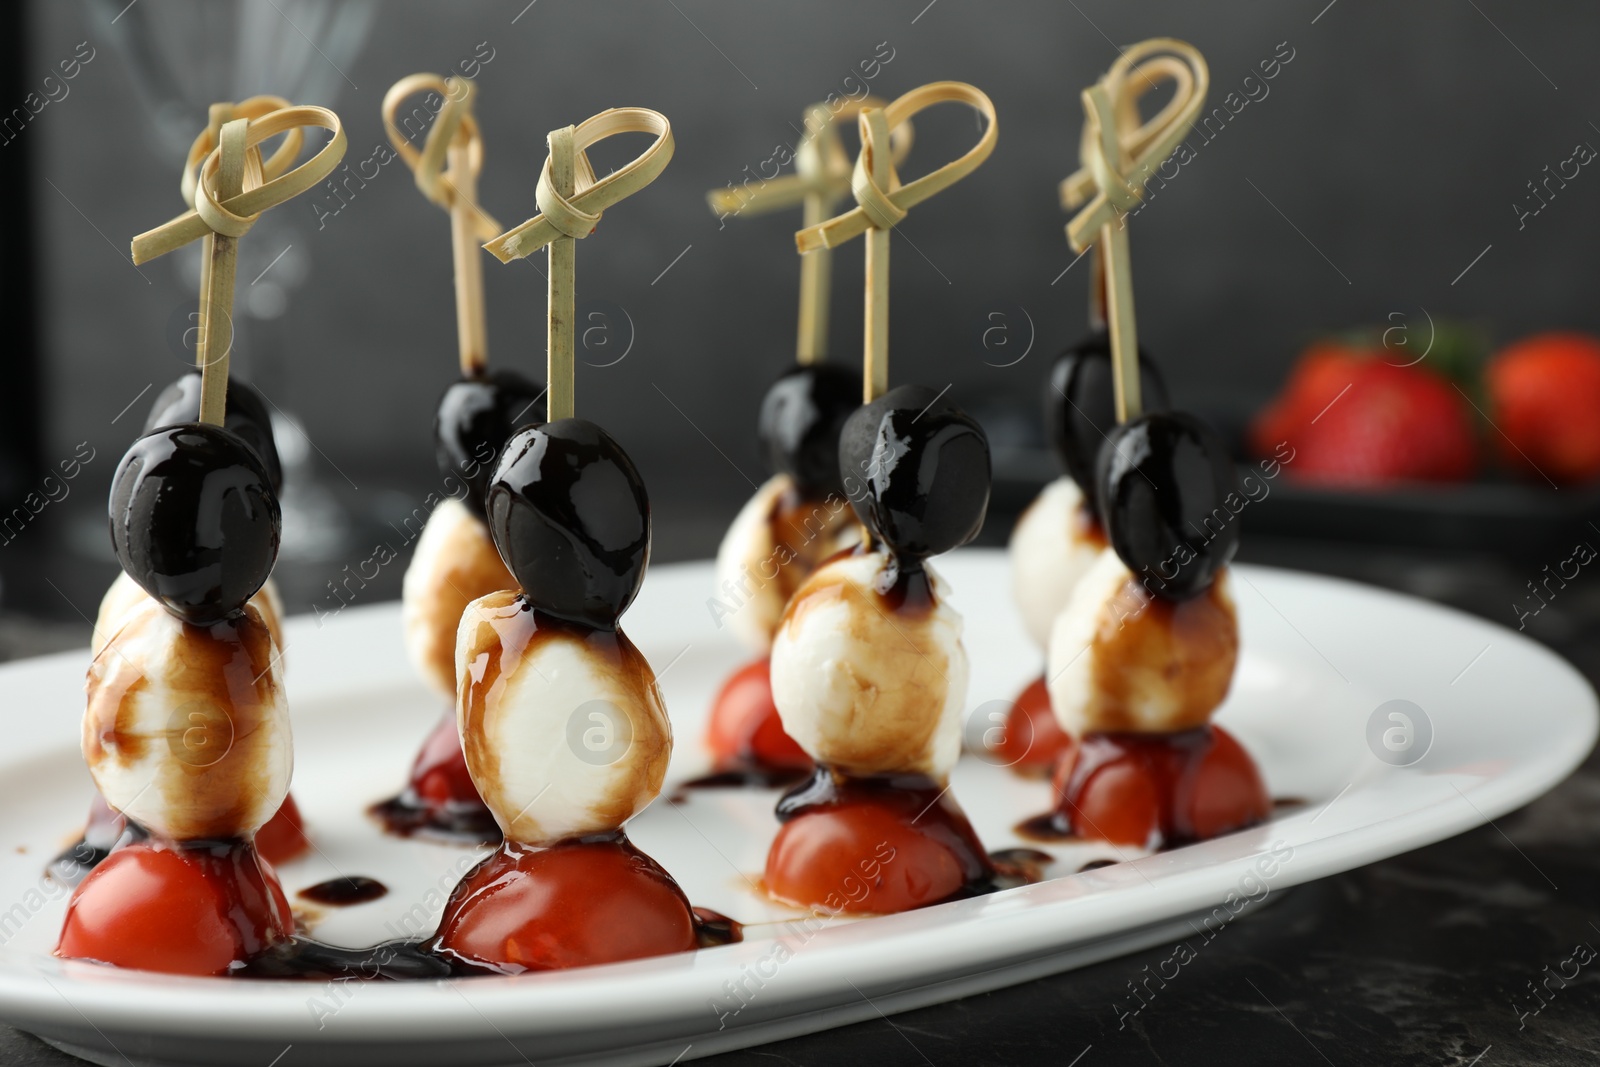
[0,550,1591,1067]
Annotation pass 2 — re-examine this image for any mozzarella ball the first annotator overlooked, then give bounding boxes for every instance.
[83,597,291,841]
[402,497,516,698]
[94,571,283,659]
[770,551,967,779]
[1047,550,1238,737]
[456,590,672,846]
[1009,476,1107,648]
[713,474,861,652]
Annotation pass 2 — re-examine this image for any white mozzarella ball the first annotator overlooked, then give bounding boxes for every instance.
[1009,476,1106,648]
[83,597,291,841]
[401,497,515,698]
[455,590,672,846]
[1047,550,1239,737]
[713,474,861,652]
[770,551,967,780]
[94,571,284,659]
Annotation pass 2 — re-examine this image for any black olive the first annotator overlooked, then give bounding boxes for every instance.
[486,418,650,629]
[143,372,283,494]
[756,363,861,497]
[1047,329,1168,513]
[435,370,547,520]
[837,384,991,564]
[1096,411,1240,601]
[109,424,281,625]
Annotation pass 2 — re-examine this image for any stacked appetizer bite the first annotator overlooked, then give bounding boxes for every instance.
[376,75,545,841]
[1026,40,1270,849]
[429,109,726,971]
[700,101,914,785]
[69,99,312,880]
[58,105,346,974]
[764,82,1005,915]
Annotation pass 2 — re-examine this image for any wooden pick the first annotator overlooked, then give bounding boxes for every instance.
[133,105,349,424]
[705,99,913,365]
[546,125,580,422]
[383,74,501,377]
[197,117,248,425]
[1061,39,1210,423]
[186,97,301,375]
[484,107,674,422]
[795,81,998,404]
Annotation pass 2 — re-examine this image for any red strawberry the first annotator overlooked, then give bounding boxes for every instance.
[1249,342,1371,458]
[1487,332,1600,484]
[1289,361,1478,486]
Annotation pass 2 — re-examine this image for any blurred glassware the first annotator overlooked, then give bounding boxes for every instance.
[89,0,376,562]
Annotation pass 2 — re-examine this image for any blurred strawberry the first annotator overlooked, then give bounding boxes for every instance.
[1487,332,1600,484]
[1249,342,1371,457]
[1290,361,1478,486]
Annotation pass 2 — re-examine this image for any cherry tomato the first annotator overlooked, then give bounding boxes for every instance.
[766,800,976,915]
[1183,727,1272,840]
[409,711,486,809]
[705,658,811,771]
[1051,727,1269,849]
[998,675,1074,776]
[56,841,291,976]
[433,838,697,972]
[255,794,309,867]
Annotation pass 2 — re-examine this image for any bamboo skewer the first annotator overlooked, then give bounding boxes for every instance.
[546,126,579,422]
[861,109,894,403]
[1061,39,1209,424]
[197,117,247,425]
[704,101,913,366]
[133,105,349,425]
[795,82,998,405]
[484,107,674,422]
[383,75,501,378]
[183,97,301,377]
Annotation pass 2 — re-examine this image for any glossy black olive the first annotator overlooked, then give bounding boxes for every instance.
[1047,329,1168,513]
[1096,411,1240,601]
[109,424,281,625]
[837,384,991,564]
[435,370,547,520]
[143,372,283,494]
[756,363,861,497]
[486,418,650,629]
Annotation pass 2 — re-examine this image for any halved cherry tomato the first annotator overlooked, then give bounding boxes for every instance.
[57,840,291,976]
[433,838,697,972]
[705,658,811,771]
[998,675,1074,776]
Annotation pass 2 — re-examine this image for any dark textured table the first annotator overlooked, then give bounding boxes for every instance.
[3,530,1596,1067]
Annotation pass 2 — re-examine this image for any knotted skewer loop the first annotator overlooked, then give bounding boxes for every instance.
[384,74,500,376]
[795,82,996,254]
[1061,39,1208,423]
[705,99,913,364]
[181,96,301,212]
[484,108,673,423]
[795,82,997,402]
[133,105,347,425]
[178,97,302,375]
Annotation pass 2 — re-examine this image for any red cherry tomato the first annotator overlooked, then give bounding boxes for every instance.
[998,675,1074,775]
[1052,751,1162,847]
[255,794,309,867]
[766,800,979,915]
[705,658,811,770]
[409,711,486,809]
[1051,727,1269,849]
[1183,728,1272,840]
[433,838,697,972]
[57,841,291,976]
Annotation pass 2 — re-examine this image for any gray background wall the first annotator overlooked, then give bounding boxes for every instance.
[21,0,1600,599]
